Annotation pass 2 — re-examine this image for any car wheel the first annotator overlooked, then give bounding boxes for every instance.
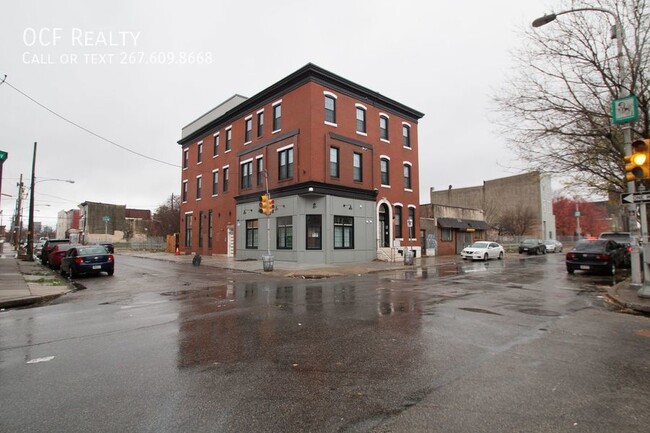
[107,269,114,276]
[60,268,66,276]
[609,262,616,276]
[69,267,76,279]
[567,267,575,274]
[483,253,488,261]
[498,252,503,260]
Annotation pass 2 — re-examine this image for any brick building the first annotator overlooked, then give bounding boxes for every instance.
[178,64,424,264]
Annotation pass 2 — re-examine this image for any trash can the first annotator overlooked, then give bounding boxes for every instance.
[263,255,274,272]
[404,249,414,265]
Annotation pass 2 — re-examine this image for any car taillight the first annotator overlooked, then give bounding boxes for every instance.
[566,253,575,260]
[107,255,114,262]
[74,257,84,264]
[627,246,632,253]
[595,254,610,260]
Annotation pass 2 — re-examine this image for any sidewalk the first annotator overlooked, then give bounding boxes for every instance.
[2,246,650,313]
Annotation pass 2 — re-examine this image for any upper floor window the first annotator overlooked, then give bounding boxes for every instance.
[380,115,389,141]
[403,163,412,190]
[356,106,366,133]
[380,157,390,186]
[225,127,232,151]
[330,147,339,178]
[196,175,202,200]
[183,149,189,169]
[324,93,336,124]
[245,117,252,143]
[257,111,264,137]
[257,157,264,186]
[241,160,253,189]
[213,133,219,157]
[278,146,293,180]
[353,152,362,182]
[182,180,188,202]
[402,124,411,148]
[212,169,219,196]
[273,102,282,131]
[223,166,229,192]
[197,142,203,163]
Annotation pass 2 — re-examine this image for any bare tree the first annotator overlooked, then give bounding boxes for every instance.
[153,194,180,235]
[494,0,650,196]
[497,206,537,237]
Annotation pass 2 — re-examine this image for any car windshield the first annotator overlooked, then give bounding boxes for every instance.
[522,240,538,245]
[470,242,490,248]
[544,240,555,245]
[78,246,108,255]
[573,240,609,252]
[599,233,629,242]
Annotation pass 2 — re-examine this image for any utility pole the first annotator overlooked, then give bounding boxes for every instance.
[26,142,37,260]
[13,174,23,249]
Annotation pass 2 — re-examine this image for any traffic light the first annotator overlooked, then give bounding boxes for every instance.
[259,194,274,215]
[625,139,650,181]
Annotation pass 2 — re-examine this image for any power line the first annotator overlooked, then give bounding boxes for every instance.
[0,76,181,169]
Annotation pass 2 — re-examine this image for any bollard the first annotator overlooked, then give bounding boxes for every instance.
[263,255,274,272]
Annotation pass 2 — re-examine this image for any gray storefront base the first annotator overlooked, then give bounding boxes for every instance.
[236,194,377,264]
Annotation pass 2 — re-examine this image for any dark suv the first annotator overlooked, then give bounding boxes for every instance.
[598,232,632,267]
[518,239,546,255]
[39,239,70,266]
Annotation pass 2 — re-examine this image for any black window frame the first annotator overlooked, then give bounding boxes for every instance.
[402,124,411,148]
[208,210,213,248]
[330,146,339,178]
[241,160,253,190]
[277,216,293,250]
[197,142,203,163]
[353,152,362,182]
[394,205,403,239]
[403,164,412,189]
[380,158,390,185]
[196,175,202,200]
[278,147,294,180]
[356,107,366,133]
[380,115,389,140]
[325,94,336,124]
[212,170,219,196]
[184,213,192,247]
[226,128,232,151]
[273,103,282,131]
[198,211,204,248]
[223,167,229,192]
[408,207,416,239]
[183,149,189,169]
[182,180,188,202]
[257,158,264,186]
[245,219,259,249]
[257,111,264,137]
[245,117,252,143]
[334,215,354,249]
[306,214,322,250]
[213,134,219,156]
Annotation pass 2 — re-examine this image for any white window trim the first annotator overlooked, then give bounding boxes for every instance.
[245,114,253,120]
[256,154,263,159]
[355,103,367,110]
[272,99,282,106]
[277,143,294,153]
[211,169,219,197]
[402,122,412,149]
[394,202,403,207]
[403,162,413,192]
[257,108,264,114]
[379,112,390,119]
[356,131,367,137]
[380,154,391,160]
[325,121,338,127]
[222,164,230,170]
[196,175,202,201]
[240,157,254,165]
[380,155,390,188]
[380,113,390,143]
[323,91,337,99]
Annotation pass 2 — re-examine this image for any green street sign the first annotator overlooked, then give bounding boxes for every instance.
[612,95,639,124]
[0,150,7,162]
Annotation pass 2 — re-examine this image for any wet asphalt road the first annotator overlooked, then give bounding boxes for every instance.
[1,253,649,432]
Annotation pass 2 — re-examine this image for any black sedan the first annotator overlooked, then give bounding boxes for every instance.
[60,245,114,277]
[566,239,625,275]
[518,239,546,255]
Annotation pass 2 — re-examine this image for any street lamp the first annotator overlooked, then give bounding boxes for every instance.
[25,162,75,261]
[532,7,642,286]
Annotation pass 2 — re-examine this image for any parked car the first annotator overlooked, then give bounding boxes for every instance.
[518,239,546,255]
[60,245,114,277]
[566,239,626,275]
[39,239,70,265]
[544,239,563,253]
[97,242,114,254]
[47,243,77,270]
[461,241,505,261]
[34,240,46,258]
[598,231,632,268]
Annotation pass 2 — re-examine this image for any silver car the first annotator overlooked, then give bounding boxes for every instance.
[544,239,563,253]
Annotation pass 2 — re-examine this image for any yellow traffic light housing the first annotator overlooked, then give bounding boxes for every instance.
[259,194,274,215]
[625,139,650,181]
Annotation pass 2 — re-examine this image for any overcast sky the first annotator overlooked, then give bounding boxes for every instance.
[0,0,555,229]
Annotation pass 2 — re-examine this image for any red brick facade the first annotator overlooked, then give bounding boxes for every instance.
[178,64,423,262]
